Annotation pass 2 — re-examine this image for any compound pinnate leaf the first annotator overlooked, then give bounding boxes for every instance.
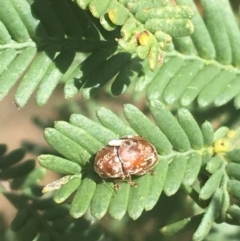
[40,103,218,222]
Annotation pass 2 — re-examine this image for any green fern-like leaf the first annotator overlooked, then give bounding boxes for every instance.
[38,101,240,240]
[147,0,240,108]
[39,101,211,220]
[0,0,240,109]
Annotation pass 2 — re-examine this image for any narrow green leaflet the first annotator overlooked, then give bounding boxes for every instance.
[147,57,185,101]
[226,149,240,163]
[69,176,96,218]
[96,107,136,136]
[11,168,46,189]
[145,158,168,211]
[70,114,117,145]
[89,0,110,18]
[149,100,190,152]
[15,218,38,241]
[201,121,214,147]
[161,214,203,236]
[164,155,188,196]
[176,0,216,59]
[177,108,204,149]
[91,183,114,219]
[42,205,69,221]
[54,121,102,155]
[214,76,240,106]
[14,51,54,108]
[0,0,30,42]
[0,48,36,100]
[11,208,30,231]
[213,127,229,141]
[200,0,232,64]
[179,64,220,107]
[44,128,88,165]
[124,104,173,155]
[163,60,204,105]
[127,174,151,220]
[54,177,81,203]
[198,70,236,107]
[38,155,81,175]
[0,160,35,179]
[182,153,202,186]
[192,189,223,241]
[226,163,240,181]
[108,182,130,220]
[206,156,222,174]
[199,169,223,200]
[228,205,240,224]
[0,49,17,75]
[0,148,25,169]
[36,49,76,106]
[217,0,240,67]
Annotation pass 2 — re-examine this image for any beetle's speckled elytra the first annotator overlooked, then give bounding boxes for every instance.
[94,135,158,186]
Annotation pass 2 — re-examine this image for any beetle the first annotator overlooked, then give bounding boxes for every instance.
[94,135,158,187]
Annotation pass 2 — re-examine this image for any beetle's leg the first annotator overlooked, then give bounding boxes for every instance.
[149,170,156,175]
[127,176,137,187]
